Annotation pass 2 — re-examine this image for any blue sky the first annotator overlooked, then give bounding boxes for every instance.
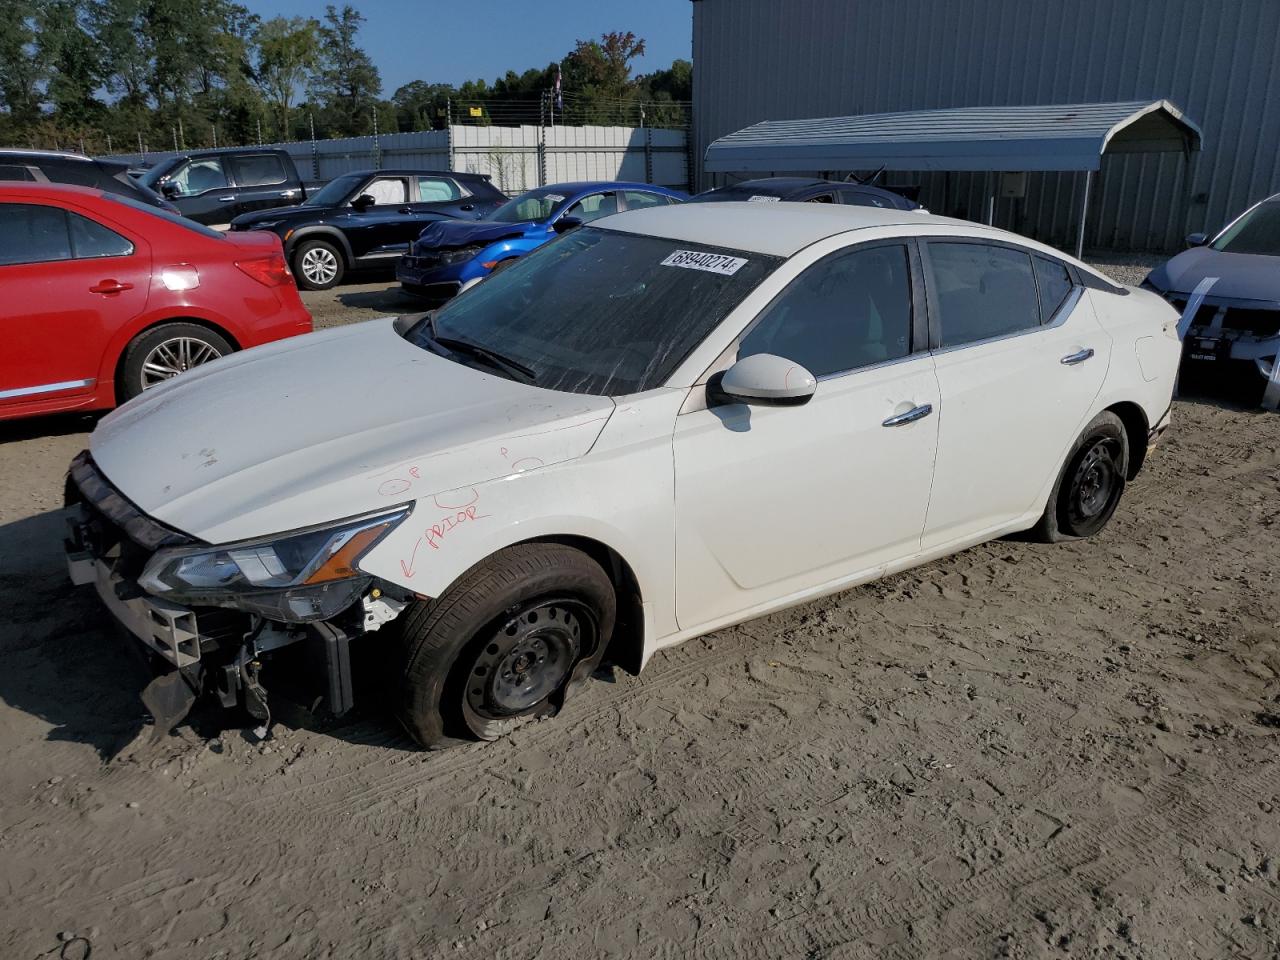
[250,0,693,94]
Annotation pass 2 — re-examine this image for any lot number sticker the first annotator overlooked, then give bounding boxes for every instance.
[661,250,749,276]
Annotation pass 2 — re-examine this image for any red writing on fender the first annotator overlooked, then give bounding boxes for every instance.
[426,504,486,550]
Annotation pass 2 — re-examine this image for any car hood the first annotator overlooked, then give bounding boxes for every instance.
[90,318,615,543]
[1147,246,1280,303]
[414,218,544,251]
[231,205,327,229]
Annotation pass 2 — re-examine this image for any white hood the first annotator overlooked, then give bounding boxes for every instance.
[91,318,615,543]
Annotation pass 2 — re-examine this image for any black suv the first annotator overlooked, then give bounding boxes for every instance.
[137,148,310,227]
[0,149,174,210]
[229,168,507,290]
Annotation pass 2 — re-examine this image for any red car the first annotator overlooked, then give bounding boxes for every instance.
[0,184,312,421]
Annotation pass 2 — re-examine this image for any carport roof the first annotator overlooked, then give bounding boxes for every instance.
[704,100,1202,174]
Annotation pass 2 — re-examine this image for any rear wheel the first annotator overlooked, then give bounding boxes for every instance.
[395,543,615,748]
[1033,411,1129,542]
[292,238,344,290]
[119,322,233,402]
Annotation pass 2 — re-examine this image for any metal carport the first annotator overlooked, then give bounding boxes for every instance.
[703,100,1203,257]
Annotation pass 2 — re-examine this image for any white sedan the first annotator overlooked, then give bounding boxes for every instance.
[65,203,1182,747]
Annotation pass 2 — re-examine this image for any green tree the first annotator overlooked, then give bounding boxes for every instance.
[38,0,106,127]
[309,4,381,136]
[391,79,453,131]
[0,0,44,137]
[563,30,646,122]
[254,16,318,138]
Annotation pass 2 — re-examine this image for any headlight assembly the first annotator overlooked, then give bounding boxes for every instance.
[139,506,411,622]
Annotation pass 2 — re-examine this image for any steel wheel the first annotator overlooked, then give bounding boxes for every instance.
[299,245,339,286]
[464,599,586,720]
[140,336,224,390]
[1066,437,1122,526]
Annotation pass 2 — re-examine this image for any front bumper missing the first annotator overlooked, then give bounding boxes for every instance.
[67,534,201,669]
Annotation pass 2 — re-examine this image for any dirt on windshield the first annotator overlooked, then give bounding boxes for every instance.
[4,269,1280,959]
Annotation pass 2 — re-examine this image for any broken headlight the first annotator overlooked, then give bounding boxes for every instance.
[139,506,410,623]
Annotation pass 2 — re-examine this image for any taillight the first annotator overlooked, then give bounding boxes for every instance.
[235,255,293,287]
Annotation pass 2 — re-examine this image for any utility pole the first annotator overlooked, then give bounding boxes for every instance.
[372,106,381,170]
[212,124,218,148]
[172,126,178,151]
[137,131,144,160]
[256,118,263,145]
[177,117,184,150]
[309,112,319,179]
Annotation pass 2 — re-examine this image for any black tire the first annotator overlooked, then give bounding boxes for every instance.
[291,238,345,290]
[395,543,616,749]
[1033,411,1130,542]
[119,322,234,402]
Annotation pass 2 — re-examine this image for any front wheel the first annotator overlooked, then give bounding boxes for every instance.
[395,544,615,748]
[1033,411,1130,542]
[292,238,345,290]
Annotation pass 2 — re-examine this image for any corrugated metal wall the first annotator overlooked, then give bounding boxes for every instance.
[693,0,1280,252]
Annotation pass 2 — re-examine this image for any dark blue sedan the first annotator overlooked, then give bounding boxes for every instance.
[688,176,922,211]
[396,181,686,304]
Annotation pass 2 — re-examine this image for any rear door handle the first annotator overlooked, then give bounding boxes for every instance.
[1061,348,1095,365]
[89,280,133,295]
[882,403,933,427]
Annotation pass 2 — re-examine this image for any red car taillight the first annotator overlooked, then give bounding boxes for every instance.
[235,254,294,288]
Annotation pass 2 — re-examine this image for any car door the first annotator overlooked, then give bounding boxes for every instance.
[413,175,481,220]
[341,175,413,259]
[227,153,300,219]
[161,157,235,226]
[0,200,149,407]
[920,241,1108,549]
[672,241,940,630]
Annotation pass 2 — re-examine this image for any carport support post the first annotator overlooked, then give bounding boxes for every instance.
[1075,170,1093,260]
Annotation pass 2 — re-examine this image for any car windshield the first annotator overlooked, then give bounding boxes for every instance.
[405,227,780,395]
[305,174,363,207]
[488,188,570,224]
[101,193,225,239]
[1212,200,1280,256]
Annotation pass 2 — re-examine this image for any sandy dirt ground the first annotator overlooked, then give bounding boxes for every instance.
[4,262,1280,959]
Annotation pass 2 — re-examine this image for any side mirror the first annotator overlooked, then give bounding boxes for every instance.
[352,193,376,211]
[713,353,816,407]
[553,216,583,234]
[160,181,181,199]
[1186,232,1208,248]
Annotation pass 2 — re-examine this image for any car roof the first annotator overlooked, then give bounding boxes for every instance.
[337,168,493,181]
[0,182,107,199]
[0,148,94,162]
[537,181,676,195]
[597,201,1115,277]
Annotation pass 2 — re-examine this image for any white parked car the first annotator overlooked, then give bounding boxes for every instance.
[65,203,1182,747]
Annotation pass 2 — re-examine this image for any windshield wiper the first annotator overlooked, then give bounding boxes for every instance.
[430,330,537,385]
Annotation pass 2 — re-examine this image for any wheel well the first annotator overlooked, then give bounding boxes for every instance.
[113,317,241,403]
[1106,401,1149,479]
[527,535,645,675]
[290,231,351,267]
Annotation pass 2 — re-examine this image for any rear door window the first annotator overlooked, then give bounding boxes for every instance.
[0,204,72,265]
[839,188,890,208]
[0,164,37,182]
[231,154,288,187]
[927,242,1040,347]
[416,177,465,202]
[68,213,134,258]
[738,243,913,376]
[622,190,671,210]
[1033,256,1075,320]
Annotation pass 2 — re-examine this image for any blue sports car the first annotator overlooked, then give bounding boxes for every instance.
[396,181,686,304]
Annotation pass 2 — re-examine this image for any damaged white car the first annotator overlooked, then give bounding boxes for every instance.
[66,203,1182,747]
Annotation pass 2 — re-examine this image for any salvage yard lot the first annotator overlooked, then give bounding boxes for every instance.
[3,267,1280,958]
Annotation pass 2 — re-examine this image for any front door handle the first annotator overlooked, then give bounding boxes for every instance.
[1061,348,1095,365]
[217,195,235,202]
[882,403,933,427]
[89,279,133,295]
